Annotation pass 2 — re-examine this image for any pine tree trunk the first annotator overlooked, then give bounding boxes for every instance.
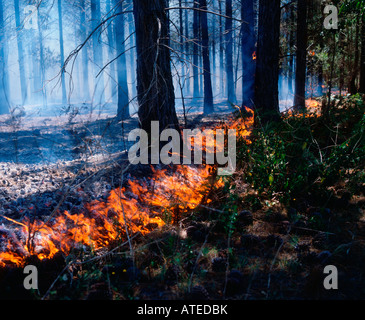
[133,0,180,136]
[58,0,67,105]
[80,0,90,102]
[254,0,281,123]
[241,0,256,108]
[106,0,117,103]
[359,15,365,94]
[193,0,200,99]
[91,0,105,105]
[219,0,224,98]
[294,0,308,110]
[14,0,27,104]
[0,0,9,114]
[127,0,137,100]
[184,5,190,96]
[199,0,214,113]
[37,3,47,107]
[114,0,130,121]
[349,15,359,95]
[225,0,236,103]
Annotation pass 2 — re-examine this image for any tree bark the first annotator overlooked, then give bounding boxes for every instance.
[199,0,214,113]
[349,15,359,95]
[225,0,236,103]
[359,15,365,94]
[14,0,27,105]
[133,0,180,136]
[114,0,130,121]
[106,0,117,103]
[0,0,9,114]
[58,0,67,105]
[219,0,224,98]
[37,2,47,107]
[294,0,308,111]
[193,0,200,99]
[254,0,281,123]
[91,0,105,105]
[241,0,256,108]
[80,0,90,102]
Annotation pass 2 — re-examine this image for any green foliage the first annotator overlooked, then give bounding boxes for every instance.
[235,95,365,206]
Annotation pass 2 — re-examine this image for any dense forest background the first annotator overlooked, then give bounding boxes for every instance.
[0,0,363,121]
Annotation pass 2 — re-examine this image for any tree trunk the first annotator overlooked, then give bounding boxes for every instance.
[254,0,281,123]
[114,0,130,121]
[0,0,9,114]
[80,0,90,102]
[91,0,105,105]
[199,0,214,113]
[133,0,180,136]
[349,15,359,95]
[193,0,200,99]
[211,1,216,91]
[241,0,256,108]
[184,4,190,96]
[218,0,224,98]
[106,0,117,104]
[225,0,236,103]
[37,2,47,107]
[14,0,27,104]
[288,4,295,96]
[58,0,67,105]
[127,0,137,100]
[359,15,365,94]
[294,0,308,111]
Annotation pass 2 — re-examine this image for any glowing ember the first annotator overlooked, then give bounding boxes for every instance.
[252,51,256,60]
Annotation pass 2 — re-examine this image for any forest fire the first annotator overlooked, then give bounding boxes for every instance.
[0,108,254,268]
[305,98,322,116]
[0,166,217,267]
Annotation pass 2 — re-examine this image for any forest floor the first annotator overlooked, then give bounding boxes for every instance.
[0,96,364,300]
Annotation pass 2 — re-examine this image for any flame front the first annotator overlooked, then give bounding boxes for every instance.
[0,109,255,268]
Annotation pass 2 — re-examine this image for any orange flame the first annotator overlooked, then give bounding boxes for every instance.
[0,108,255,268]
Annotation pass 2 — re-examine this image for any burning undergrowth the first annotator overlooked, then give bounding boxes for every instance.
[0,108,255,269]
[0,166,221,268]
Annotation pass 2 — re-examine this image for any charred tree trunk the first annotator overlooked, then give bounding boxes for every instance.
[133,0,180,136]
[254,0,281,123]
[199,0,214,113]
[294,0,308,111]
[114,0,130,121]
[241,0,256,108]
